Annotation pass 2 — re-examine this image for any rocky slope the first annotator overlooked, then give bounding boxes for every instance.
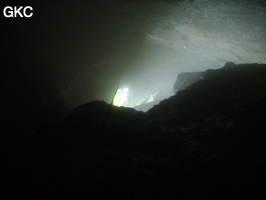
[2,63,266,199]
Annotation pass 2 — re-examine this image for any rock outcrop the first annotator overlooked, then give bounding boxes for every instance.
[173,62,237,94]
[173,71,204,93]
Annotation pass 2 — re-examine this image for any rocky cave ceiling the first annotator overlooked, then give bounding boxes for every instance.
[112,0,266,108]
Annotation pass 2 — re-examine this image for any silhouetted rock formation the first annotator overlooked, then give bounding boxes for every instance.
[2,63,266,198]
[173,62,237,94]
[173,71,204,93]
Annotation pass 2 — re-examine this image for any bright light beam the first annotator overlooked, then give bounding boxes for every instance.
[113,88,129,106]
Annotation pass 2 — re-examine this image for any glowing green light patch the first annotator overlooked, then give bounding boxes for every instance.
[113,88,128,106]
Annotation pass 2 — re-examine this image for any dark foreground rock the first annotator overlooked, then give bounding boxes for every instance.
[1,63,266,199]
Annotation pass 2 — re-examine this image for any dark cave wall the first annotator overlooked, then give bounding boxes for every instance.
[1,50,70,130]
[1,0,164,127]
